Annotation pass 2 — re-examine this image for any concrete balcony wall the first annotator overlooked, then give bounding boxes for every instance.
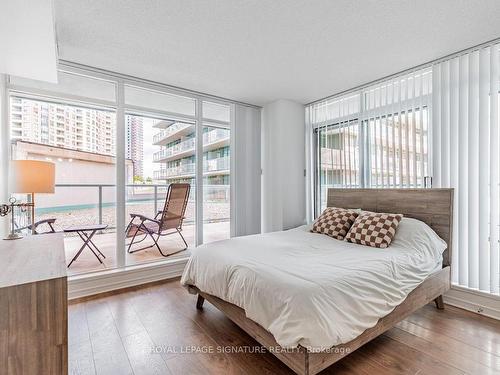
[153,137,195,161]
[153,156,230,179]
[152,122,193,145]
[153,128,230,162]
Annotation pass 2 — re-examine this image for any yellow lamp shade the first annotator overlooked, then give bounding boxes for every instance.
[9,160,55,193]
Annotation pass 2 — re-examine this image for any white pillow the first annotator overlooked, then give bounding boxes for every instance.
[391,217,447,259]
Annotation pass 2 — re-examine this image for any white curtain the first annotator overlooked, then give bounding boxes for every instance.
[432,44,500,295]
[306,69,432,217]
[363,69,432,188]
[307,94,361,215]
[233,104,261,236]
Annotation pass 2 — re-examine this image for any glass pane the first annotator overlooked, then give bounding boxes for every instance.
[203,101,230,123]
[125,114,195,265]
[203,124,230,243]
[9,71,116,102]
[9,97,117,275]
[124,85,196,116]
[367,107,429,188]
[317,123,359,212]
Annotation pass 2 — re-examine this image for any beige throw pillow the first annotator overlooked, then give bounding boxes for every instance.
[344,212,403,248]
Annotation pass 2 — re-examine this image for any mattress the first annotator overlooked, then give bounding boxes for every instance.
[180,218,446,350]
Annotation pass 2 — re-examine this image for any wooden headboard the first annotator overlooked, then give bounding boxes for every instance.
[327,188,454,267]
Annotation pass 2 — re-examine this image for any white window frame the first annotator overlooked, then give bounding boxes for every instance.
[309,73,432,217]
[4,61,237,274]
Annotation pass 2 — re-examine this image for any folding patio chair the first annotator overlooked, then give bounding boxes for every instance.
[126,183,190,257]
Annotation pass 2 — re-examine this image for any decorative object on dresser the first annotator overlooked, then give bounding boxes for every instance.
[9,160,55,235]
[0,233,68,374]
[0,197,33,240]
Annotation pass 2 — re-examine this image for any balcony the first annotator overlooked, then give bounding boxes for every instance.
[153,122,194,145]
[28,183,230,276]
[153,128,229,162]
[204,156,229,174]
[203,128,229,150]
[154,156,229,180]
[154,162,196,179]
[153,137,195,162]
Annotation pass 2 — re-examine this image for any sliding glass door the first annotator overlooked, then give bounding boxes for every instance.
[316,122,360,211]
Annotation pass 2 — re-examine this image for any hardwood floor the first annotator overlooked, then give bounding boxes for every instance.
[69,278,500,375]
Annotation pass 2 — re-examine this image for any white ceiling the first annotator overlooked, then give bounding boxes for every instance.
[54,0,500,106]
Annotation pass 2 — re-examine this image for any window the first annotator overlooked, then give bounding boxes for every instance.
[9,96,117,275]
[316,121,360,211]
[311,93,360,211]
[7,68,235,276]
[308,68,432,215]
[124,114,197,266]
[363,70,432,188]
[203,124,230,243]
[202,101,231,243]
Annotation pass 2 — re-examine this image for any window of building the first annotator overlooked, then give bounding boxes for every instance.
[308,68,432,214]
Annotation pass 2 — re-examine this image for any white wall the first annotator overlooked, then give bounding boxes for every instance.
[261,99,305,232]
[0,0,57,82]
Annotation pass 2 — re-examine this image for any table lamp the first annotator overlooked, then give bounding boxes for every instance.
[9,160,55,235]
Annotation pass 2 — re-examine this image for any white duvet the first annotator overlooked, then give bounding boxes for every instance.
[181,218,446,350]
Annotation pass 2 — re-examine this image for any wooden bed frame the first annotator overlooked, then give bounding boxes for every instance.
[189,188,454,375]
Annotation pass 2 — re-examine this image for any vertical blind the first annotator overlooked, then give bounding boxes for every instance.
[432,43,500,295]
[363,70,432,188]
[308,42,500,296]
[307,68,432,213]
[310,93,361,212]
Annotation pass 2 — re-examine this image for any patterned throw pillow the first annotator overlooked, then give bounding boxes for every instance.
[344,212,403,248]
[311,207,359,240]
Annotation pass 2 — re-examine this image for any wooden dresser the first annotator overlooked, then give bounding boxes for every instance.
[0,234,67,375]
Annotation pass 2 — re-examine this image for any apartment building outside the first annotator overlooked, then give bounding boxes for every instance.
[126,115,144,179]
[152,120,230,201]
[10,97,116,155]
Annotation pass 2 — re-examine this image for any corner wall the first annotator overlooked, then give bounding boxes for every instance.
[261,99,305,232]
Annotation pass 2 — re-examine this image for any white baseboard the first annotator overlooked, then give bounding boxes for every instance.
[444,285,500,320]
[68,257,188,300]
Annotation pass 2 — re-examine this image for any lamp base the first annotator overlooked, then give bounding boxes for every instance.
[4,232,23,240]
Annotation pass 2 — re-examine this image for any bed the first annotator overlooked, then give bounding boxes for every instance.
[182,188,453,375]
